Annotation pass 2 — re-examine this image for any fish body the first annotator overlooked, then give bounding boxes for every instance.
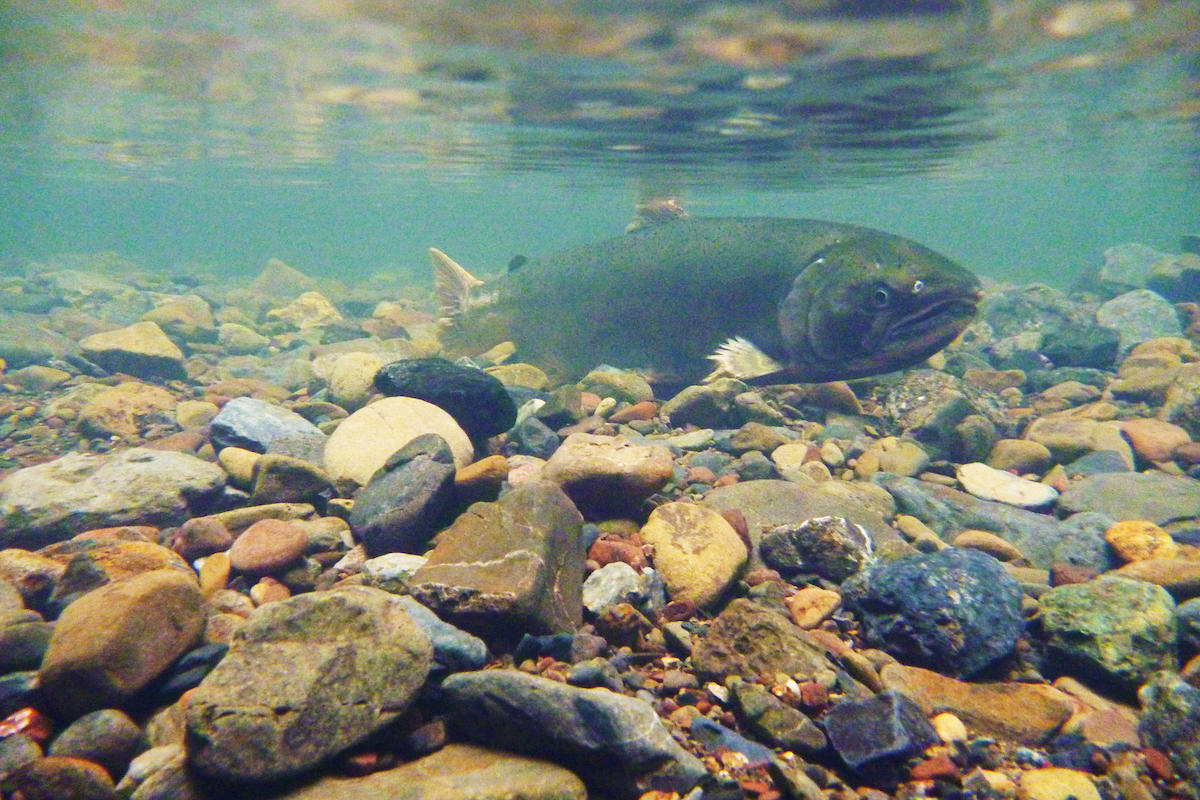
[435,216,980,385]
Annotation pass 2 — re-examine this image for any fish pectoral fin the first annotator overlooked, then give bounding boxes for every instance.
[430,247,485,319]
[703,336,786,383]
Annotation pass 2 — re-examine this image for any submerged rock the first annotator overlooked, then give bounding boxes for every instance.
[1138,671,1200,786]
[78,320,187,381]
[640,501,746,609]
[374,357,517,440]
[823,690,940,787]
[541,433,672,517]
[209,396,325,455]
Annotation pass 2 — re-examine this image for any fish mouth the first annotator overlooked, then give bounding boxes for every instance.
[879,290,980,354]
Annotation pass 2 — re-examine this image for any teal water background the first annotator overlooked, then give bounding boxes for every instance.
[1,0,1196,288]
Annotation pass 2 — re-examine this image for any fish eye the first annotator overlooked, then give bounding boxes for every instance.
[870,287,891,309]
[911,279,924,294]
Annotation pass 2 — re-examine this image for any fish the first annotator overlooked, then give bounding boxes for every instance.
[431,216,981,386]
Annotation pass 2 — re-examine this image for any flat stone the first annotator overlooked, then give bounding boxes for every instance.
[348,433,456,556]
[441,669,706,798]
[823,690,939,786]
[186,586,433,782]
[228,518,309,576]
[1058,472,1200,526]
[209,397,326,456]
[79,320,186,381]
[842,548,1023,678]
[957,462,1058,508]
[1017,767,1101,800]
[268,744,586,800]
[0,448,226,549]
[1039,575,1178,692]
[878,663,1073,745]
[323,396,473,489]
[407,480,584,639]
[541,432,672,516]
[640,502,746,609]
[729,678,827,756]
[39,569,206,717]
[77,382,178,441]
[374,357,518,440]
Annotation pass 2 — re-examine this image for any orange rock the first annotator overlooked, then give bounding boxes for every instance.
[1120,418,1191,463]
[609,400,657,423]
[1105,520,1179,563]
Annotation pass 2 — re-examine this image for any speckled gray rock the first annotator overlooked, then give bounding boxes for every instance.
[729,678,827,756]
[582,562,650,616]
[702,479,899,571]
[1039,575,1177,693]
[349,433,457,556]
[841,548,1023,678]
[759,516,874,582]
[1138,672,1200,786]
[186,585,433,782]
[1057,472,1200,527]
[407,480,585,639]
[661,378,748,429]
[877,474,1118,571]
[877,370,983,460]
[1096,289,1182,352]
[442,669,706,798]
[0,448,226,548]
[209,396,326,455]
[375,357,518,440]
[824,690,940,786]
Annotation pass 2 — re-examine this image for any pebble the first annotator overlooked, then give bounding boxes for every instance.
[956,461,1059,507]
[987,438,1052,474]
[4,754,118,800]
[47,708,143,780]
[1017,767,1101,800]
[327,351,385,411]
[950,529,1024,561]
[228,517,309,575]
[785,585,841,629]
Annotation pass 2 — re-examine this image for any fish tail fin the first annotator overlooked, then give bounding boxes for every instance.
[703,336,785,383]
[431,247,484,318]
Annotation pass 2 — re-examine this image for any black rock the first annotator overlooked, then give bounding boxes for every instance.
[1039,322,1120,369]
[349,433,457,556]
[506,415,560,459]
[840,547,1023,678]
[374,357,517,440]
[149,642,229,704]
[823,690,940,787]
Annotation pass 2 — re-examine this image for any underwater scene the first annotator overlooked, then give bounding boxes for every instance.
[1,1,1200,798]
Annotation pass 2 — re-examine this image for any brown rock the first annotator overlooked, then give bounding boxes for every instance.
[987,439,1052,475]
[640,502,747,609]
[1121,418,1192,463]
[541,433,672,516]
[1112,558,1200,599]
[588,538,648,570]
[786,586,841,629]
[39,569,206,717]
[608,400,657,423]
[1104,520,1179,563]
[172,516,234,561]
[39,538,193,583]
[5,755,116,800]
[952,529,1025,562]
[0,548,65,606]
[228,518,309,576]
[78,382,178,440]
[878,663,1073,745]
[78,321,186,381]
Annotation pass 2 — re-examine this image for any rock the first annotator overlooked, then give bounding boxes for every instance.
[582,562,664,617]
[265,290,343,329]
[1105,520,1179,563]
[1039,322,1120,369]
[78,321,186,381]
[878,370,981,460]
[268,743,586,800]
[0,448,226,549]
[577,367,654,405]
[48,708,144,781]
[4,755,117,800]
[703,479,898,570]
[786,585,841,629]
[1018,768,1101,800]
[506,415,560,459]
[395,596,489,677]
[349,434,457,556]
[878,663,1074,745]
[326,352,384,411]
[877,474,1118,571]
[987,439,1053,474]
[114,744,201,800]
[841,548,1023,678]
[227,518,309,576]
[374,357,518,441]
[0,611,52,672]
[1058,472,1200,526]
[77,382,178,441]
[689,716,774,765]
[142,295,214,342]
[361,552,427,592]
[217,322,269,354]
[854,437,930,478]
[186,586,433,782]
[661,378,748,429]
[823,690,939,786]
[37,537,193,601]
[407,480,584,638]
[640,502,746,609]
[1120,417,1191,463]
[249,453,334,505]
[692,599,847,691]
[39,570,206,718]
[729,678,827,756]
[1138,671,1200,786]
[1039,576,1177,692]
[956,462,1059,508]
[759,516,874,582]
[729,422,791,455]
[1111,558,1200,600]
[209,397,326,456]
[1096,289,1182,352]
[441,669,706,798]
[541,433,673,517]
[487,362,550,390]
[323,396,473,489]
[0,312,78,368]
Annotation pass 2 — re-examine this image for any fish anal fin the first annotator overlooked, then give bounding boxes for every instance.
[703,336,785,383]
[430,247,484,318]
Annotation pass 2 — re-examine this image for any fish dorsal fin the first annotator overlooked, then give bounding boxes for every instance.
[703,336,785,383]
[430,247,484,318]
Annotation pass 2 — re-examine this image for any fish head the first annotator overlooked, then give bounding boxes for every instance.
[779,237,981,381]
